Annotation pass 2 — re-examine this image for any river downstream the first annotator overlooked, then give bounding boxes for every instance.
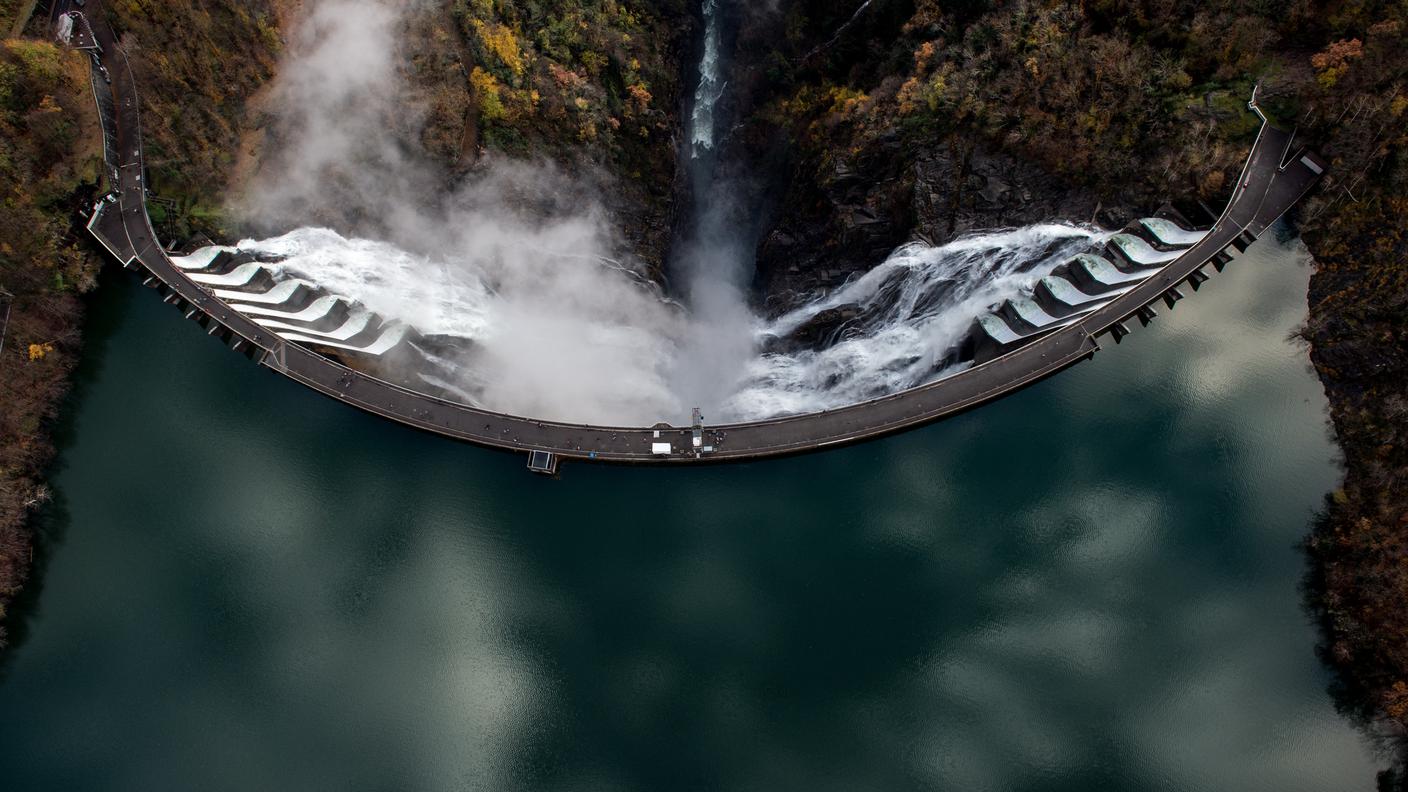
[0,236,1384,789]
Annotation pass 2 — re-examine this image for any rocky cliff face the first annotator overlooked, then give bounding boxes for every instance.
[0,34,100,651]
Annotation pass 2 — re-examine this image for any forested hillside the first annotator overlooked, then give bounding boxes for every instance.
[730,0,1403,303]
[445,0,688,266]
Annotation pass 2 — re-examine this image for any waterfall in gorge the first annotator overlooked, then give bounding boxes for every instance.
[689,0,725,157]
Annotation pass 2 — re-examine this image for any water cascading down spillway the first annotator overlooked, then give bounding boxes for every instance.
[690,0,725,159]
[150,7,1219,429]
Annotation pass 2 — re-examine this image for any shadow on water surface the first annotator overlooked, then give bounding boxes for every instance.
[1300,502,1408,791]
[0,265,133,676]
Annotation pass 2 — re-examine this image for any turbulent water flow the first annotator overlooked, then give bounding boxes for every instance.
[724,224,1106,419]
[199,223,1103,424]
[689,0,725,157]
[200,0,1108,426]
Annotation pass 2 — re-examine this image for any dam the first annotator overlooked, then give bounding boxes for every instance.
[55,0,1327,470]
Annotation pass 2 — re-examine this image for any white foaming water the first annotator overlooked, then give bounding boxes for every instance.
[203,222,1104,424]
[242,228,493,338]
[721,224,1108,420]
[689,0,725,156]
[233,226,689,426]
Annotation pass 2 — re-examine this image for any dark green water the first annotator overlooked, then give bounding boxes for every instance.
[0,237,1383,790]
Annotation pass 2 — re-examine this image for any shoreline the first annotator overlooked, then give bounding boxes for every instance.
[1301,204,1408,783]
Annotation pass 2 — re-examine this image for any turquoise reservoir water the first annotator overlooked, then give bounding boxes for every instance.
[0,236,1383,789]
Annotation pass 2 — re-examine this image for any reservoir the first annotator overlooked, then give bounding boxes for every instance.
[0,236,1384,789]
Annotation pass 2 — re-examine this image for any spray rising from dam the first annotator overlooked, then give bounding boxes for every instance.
[170,0,1108,426]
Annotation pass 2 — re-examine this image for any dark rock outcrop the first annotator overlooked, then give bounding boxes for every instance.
[760,302,863,353]
[751,132,1113,316]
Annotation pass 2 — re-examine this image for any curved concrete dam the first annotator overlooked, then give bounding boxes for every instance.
[57,0,1327,470]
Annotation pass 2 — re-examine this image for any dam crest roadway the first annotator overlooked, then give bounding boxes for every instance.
[55,0,1328,471]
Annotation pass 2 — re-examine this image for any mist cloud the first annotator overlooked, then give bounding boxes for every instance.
[238,0,690,425]
[230,0,1080,427]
